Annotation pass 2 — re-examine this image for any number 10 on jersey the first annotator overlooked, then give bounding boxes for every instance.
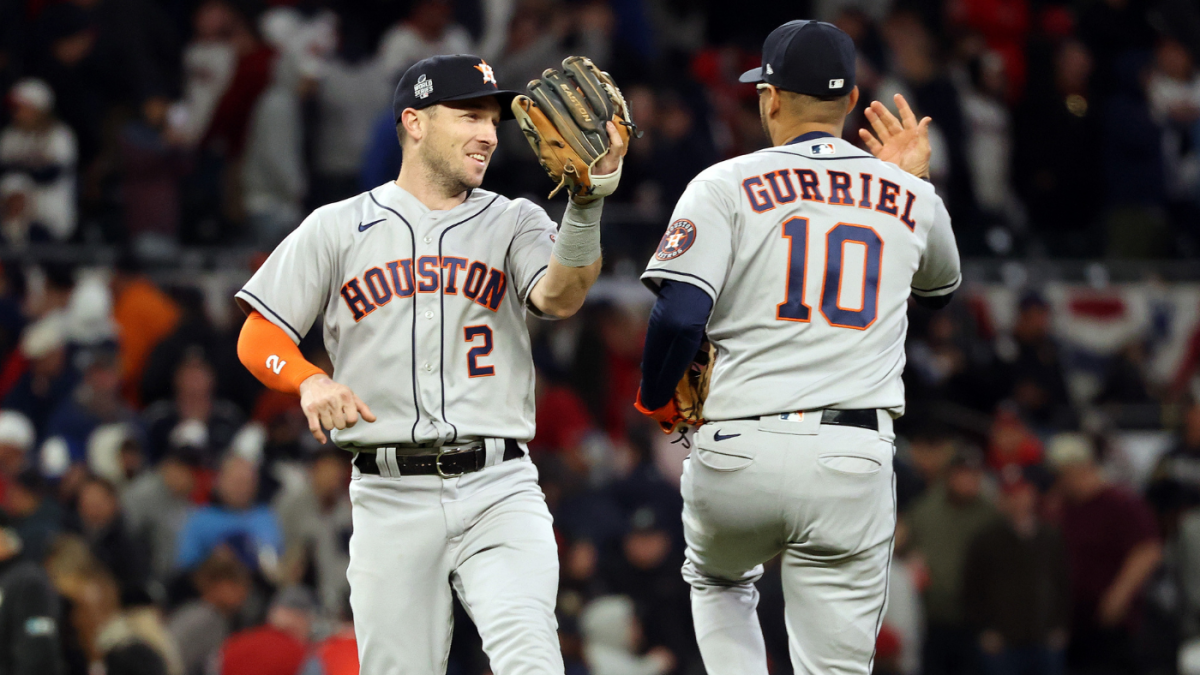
[777,217,883,330]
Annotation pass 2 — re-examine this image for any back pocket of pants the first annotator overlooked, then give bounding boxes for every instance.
[695,447,754,472]
[817,454,882,476]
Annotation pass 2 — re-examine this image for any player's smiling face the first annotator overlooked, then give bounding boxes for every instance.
[422,97,502,191]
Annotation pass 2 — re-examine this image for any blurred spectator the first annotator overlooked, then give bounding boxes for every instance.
[66,565,175,675]
[0,513,66,675]
[377,0,475,82]
[3,313,77,437]
[959,52,1019,230]
[4,469,64,563]
[273,448,351,617]
[44,345,134,467]
[1013,40,1103,255]
[118,96,190,248]
[948,0,1030,100]
[908,445,999,675]
[1147,399,1200,518]
[168,551,251,675]
[987,407,1044,472]
[963,478,1069,675]
[1101,52,1168,258]
[579,595,674,675]
[175,1,241,146]
[1095,340,1155,406]
[1,172,53,245]
[882,518,926,675]
[143,351,245,465]
[198,2,273,230]
[0,410,35,494]
[257,5,336,84]
[0,78,77,240]
[1147,38,1200,206]
[140,287,256,414]
[241,52,310,248]
[110,259,181,407]
[216,586,314,675]
[895,424,956,509]
[175,455,281,572]
[998,292,1073,430]
[123,447,199,583]
[297,602,356,675]
[71,475,148,602]
[310,31,389,207]
[1049,433,1163,674]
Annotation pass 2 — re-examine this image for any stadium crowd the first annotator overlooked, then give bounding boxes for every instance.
[2,0,1200,674]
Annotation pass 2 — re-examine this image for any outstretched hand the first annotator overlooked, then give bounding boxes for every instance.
[859,94,932,179]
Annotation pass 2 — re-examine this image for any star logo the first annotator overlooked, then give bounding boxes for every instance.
[474,60,497,86]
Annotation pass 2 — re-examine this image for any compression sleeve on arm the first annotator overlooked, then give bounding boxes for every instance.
[237,311,326,395]
[638,280,714,410]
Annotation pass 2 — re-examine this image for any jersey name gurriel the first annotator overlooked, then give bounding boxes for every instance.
[741,167,920,230]
[642,134,962,420]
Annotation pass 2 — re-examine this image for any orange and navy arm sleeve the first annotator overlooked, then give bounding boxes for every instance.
[237,311,326,395]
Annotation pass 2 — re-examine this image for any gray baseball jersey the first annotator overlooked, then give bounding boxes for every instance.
[643,133,960,419]
[236,181,555,447]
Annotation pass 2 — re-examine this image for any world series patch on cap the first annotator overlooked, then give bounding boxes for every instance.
[739,20,857,97]
[394,54,522,123]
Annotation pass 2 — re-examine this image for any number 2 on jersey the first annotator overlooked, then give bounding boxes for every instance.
[464,325,495,377]
[776,217,883,330]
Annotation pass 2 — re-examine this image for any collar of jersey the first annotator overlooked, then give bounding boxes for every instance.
[784,131,834,145]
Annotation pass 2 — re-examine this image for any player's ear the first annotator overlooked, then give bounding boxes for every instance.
[846,87,860,115]
[401,108,424,144]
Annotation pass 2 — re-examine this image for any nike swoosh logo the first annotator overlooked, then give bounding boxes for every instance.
[358,219,385,232]
[713,431,740,442]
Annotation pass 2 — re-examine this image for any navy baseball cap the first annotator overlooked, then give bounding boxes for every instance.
[394,55,521,123]
[739,20,856,97]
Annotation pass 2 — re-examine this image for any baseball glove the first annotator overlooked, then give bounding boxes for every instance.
[511,56,638,200]
[637,342,716,434]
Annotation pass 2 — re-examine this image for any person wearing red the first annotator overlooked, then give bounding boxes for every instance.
[300,617,358,675]
[217,587,314,675]
[1048,434,1162,675]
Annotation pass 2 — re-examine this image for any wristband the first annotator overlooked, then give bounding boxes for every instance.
[552,197,603,267]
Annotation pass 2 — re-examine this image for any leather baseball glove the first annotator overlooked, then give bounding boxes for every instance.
[636,342,715,434]
[511,56,638,201]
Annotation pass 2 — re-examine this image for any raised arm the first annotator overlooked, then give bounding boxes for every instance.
[858,93,933,179]
[529,121,627,318]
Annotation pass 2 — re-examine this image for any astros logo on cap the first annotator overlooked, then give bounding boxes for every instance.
[475,60,497,86]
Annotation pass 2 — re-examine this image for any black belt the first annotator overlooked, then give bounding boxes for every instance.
[353,439,524,478]
[732,408,879,431]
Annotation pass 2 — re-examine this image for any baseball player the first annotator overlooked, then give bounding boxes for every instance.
[634,21,960,675]
[234,54,627,674]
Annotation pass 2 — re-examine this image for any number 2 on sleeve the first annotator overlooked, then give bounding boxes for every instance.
[464,325,495,377]
[778,219,883,330]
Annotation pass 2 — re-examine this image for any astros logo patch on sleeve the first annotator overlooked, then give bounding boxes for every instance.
[655,219,697,260]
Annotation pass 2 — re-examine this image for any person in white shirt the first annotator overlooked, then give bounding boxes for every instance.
[0,79,77,240]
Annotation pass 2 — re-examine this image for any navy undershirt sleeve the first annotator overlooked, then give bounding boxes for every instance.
[639,280,715,410]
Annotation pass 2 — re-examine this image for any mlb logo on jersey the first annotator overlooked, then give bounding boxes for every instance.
[811,142,836,155]
[655,219,697,261]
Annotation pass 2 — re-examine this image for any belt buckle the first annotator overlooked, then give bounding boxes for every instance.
[435,447,465,479]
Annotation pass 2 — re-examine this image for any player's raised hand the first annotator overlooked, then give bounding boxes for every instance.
[859,94,932,179]
[592,121,628,177]
[298,373,377,444]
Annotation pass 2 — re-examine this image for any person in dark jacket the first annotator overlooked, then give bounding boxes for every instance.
[0,514,66,675]
[963,477,1070,675]
[70,475,148,602]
